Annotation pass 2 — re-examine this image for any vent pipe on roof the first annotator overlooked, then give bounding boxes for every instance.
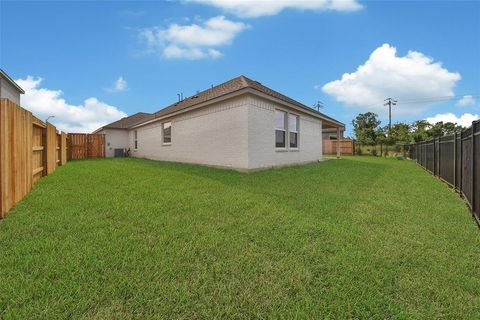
[177,93,181,102]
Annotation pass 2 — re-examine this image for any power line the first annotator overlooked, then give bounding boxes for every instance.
[399,95,480,104]
[361,94,480,110]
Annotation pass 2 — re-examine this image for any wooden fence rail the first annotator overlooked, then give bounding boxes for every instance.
[0,99,105,219]
[404,120,480,226]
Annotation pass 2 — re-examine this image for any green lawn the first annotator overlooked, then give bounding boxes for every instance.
[1,157,479,319]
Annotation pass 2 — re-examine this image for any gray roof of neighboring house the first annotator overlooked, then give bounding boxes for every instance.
[97,112,154,131]
[0,69,25,94]
[95,75,344,133]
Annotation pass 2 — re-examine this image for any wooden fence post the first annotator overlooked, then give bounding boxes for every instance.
[60,132,67,165]
[41,126,47,176]
[85,134,88,159]
[0,100,4,218]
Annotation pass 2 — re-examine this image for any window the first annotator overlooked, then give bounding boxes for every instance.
[289,114,299,148]
[163,122,171,144]
[134,130,138,149]
[275,110,286,148]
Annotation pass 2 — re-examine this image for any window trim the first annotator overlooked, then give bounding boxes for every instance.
[288,113,299,149]
[275,110,287,149]
[275,109,300,151]
[134,130,138,150]
[162,121,172,145]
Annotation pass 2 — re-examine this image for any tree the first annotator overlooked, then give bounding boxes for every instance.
[442,122,459,135]
[426,121,464,139]
[428,122,445,138]
[411,120,430,142]
[351,112,381,145]
[390,122,411,144]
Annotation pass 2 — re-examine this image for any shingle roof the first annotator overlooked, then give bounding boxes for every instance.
[103,112,154,129]
[97,75,344,133]
[153,76,248,118]
[152,75,344,127]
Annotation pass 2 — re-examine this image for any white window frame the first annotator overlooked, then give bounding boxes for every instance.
[275,109,300,151]
[289,113,299,149]
[275,110,287,149]
[162,122,172,145]
[134,130,138,150]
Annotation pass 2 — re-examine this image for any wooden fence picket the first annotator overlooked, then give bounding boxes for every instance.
[0,99,104,219]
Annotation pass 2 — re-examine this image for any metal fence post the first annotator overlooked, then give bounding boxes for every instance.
[460,130,463,195]
[453,132,457,190]
[438,138,442,177]
[472,121,476,216]
[424,141,427,168]
[437,137,440,177]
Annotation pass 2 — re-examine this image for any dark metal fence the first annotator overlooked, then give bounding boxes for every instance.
[404,120,479,226]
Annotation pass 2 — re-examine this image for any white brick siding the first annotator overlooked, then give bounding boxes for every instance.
[105,93,324,170]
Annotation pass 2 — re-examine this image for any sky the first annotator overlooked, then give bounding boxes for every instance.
[1,0,479,134]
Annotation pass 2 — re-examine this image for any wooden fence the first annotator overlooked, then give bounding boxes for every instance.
[0,99,105,219]
[68,133,105,160]
[404,120,480,226]
[323,139,355,155]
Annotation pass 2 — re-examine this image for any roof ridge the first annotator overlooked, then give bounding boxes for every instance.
[238,75,250,88]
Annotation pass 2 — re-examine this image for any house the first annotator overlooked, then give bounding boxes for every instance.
[0,69,25,105]
[94,76,345,171]
[94,112,154,157]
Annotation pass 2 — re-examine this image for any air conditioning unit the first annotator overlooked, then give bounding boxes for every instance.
[114,148,125,157]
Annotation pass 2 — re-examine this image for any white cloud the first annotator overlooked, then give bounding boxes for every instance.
[426,113,479,127]
[16,76,127,133]
[456,95,476,107]
[188,0,362,18]
[107,76,128,92]
[138,16,248,59]
[321,44,461,115]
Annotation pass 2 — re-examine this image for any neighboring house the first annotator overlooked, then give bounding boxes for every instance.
[94,112,153,157]
[0,69,25,105]
[95,76,345,171]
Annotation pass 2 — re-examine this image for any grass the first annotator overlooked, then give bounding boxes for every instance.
[0,157,479,319]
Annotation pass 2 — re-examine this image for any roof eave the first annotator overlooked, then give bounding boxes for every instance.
[0,69,25,94]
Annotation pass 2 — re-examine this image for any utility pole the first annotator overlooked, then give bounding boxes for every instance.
[384,98,397,133]
[313,101,323,112]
